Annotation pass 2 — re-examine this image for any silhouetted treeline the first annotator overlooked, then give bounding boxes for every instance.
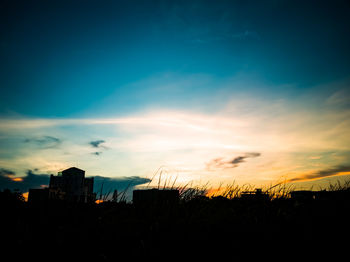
[2,188,350,260]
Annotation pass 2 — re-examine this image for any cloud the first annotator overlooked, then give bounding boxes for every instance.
[288,165,350,182]
[90,175,152,201]
[92,152,102,156]
[0,81,349,187]
[326,88,350,109]
[0,168,15,176]
[207,152,261,170]
[93,176,151,193]
[24,136,61,149]
[89,140,107,156]
[0,167,151,201]
[0,169,50,192]
[89,140,105,148]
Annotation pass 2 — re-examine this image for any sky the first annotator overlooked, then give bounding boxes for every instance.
[1,0,350,194]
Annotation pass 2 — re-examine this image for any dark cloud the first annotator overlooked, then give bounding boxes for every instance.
[89,140,105,148]
[92,152,102,156]
[288,165,350,182]
[207,152,261,170]
[0,169,50,192]
[231,156,246,165]
[93,176,151,195]
[89,140,107,156]
[24,136,61,149]
[0,168,15,176]
[0,167,150,201]
[92,176,152,201]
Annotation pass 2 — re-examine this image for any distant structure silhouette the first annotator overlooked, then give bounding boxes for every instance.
[290,189,350,201]
[290,190,315,201]
[241,188,269,201]
[28,167,95,204]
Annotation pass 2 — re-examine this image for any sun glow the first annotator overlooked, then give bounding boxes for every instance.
[11,177,23,182]
[0,95,349,188]
[22,192,29,201]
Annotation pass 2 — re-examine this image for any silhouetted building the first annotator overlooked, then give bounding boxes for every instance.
[290,190,350,201]
[28,188,49,204]
[49,167,95,203]
[290,190,315,201]
[241,188,269,201]
[133,189,179,207]
[28,167,95,204]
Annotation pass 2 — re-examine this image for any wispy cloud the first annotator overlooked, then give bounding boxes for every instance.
[326,88,350,108]
[206,152,261,170]
[288,165,350,182]
[24,136,61,149]
[0,78,349,187]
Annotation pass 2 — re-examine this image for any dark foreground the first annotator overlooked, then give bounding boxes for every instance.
[2,190,350,260]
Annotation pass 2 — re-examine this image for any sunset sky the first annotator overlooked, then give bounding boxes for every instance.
[1,0,350,193]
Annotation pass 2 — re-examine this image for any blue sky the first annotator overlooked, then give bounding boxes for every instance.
[1,0,350,192]
[1,0,349,117]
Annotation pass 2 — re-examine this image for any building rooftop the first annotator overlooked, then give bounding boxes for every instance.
[62,167,85,173]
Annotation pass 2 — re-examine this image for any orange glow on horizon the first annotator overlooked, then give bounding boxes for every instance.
[205,187,232,197]
[22,192,29,201]
[12,177,23,182]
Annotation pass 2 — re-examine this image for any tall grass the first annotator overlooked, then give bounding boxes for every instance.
[326,179,350,191]
[134,166,350,202]
[177,182,209,201]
